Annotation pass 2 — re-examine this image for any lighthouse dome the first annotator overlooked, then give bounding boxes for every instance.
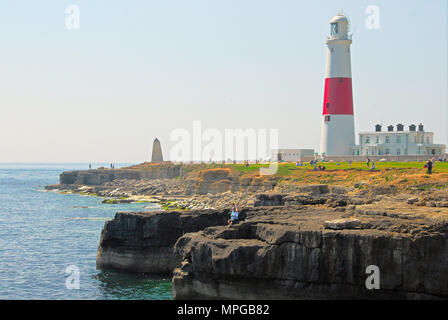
[330,14,349,24]
[329,13,350,40]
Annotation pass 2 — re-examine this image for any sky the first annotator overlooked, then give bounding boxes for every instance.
[0,0,446,162]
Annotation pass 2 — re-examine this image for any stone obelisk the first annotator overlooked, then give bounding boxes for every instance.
[151,138,164,162]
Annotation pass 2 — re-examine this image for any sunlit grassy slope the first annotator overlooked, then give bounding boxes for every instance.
[190,161,448,189]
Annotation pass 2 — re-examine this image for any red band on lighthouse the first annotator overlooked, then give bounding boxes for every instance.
[322,77,353,115]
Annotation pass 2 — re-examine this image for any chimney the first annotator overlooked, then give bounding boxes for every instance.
[375,124,382,132]
[409,124,416,132]
[397,124,404,131]
[387,125,394,132]
[418,123,424,132]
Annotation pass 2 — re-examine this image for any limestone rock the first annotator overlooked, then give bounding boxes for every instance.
[172,205,448,299]
[96,209,228,273]
[323,218,361,230]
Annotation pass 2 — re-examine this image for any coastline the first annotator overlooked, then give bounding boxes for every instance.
[47,162,448,299]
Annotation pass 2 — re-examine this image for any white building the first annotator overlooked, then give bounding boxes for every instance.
[271,149,315,162]
[350,124,446,157]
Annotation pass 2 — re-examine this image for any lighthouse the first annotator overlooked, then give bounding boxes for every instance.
[320,13,355,156]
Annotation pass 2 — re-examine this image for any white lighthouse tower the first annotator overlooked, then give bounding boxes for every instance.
[320,13,355,156]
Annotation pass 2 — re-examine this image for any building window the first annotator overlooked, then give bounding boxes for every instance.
[376,136,379,144]
[366,136,370,144]
[397,148,401,155]
[385,149,390,155]
[331,23,338,36]
[396,136,401,143]
[426,137,429,144]
[386,136,390,144]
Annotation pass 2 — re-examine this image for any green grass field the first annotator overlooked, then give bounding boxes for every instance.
[223,161,448,175]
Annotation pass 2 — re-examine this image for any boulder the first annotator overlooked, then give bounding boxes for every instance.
[323,218,361,230]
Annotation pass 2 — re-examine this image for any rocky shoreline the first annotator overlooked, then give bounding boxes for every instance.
[47,165,448,299]
[96,200,448,299]
[45,165,277,210]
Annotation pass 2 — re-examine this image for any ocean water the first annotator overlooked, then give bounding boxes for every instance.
[0,163,172,300]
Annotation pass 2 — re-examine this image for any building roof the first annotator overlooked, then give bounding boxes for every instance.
[358,131,433,135]
[330,14,349,24]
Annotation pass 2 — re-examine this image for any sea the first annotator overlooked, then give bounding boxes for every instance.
[0,163,172,300]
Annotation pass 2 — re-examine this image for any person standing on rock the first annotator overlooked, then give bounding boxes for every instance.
[227,202,239,227]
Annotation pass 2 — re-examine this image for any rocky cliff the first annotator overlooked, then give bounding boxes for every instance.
[96,209,231,273]
[183,168,277,195]
[95,193,448,299]
[59,166,181,186]
[172,203,448,299]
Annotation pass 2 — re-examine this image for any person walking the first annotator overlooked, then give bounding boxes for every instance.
[366,157,370,168]
[370,160,375,172]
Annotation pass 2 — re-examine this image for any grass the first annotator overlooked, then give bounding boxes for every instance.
[119,160,448,192]
[181,161,448,190]
[225,161,448,174]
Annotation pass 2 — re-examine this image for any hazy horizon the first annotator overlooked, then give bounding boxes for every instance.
[1,1,446,162]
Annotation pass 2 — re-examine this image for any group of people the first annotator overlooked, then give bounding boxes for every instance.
[366,158,376,172]
[425,158,438,174]
[88,163,115,170]
[294,160,326,171]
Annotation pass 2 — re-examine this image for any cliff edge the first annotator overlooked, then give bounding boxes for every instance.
[96,209,230,273]
[172,203,448,299]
